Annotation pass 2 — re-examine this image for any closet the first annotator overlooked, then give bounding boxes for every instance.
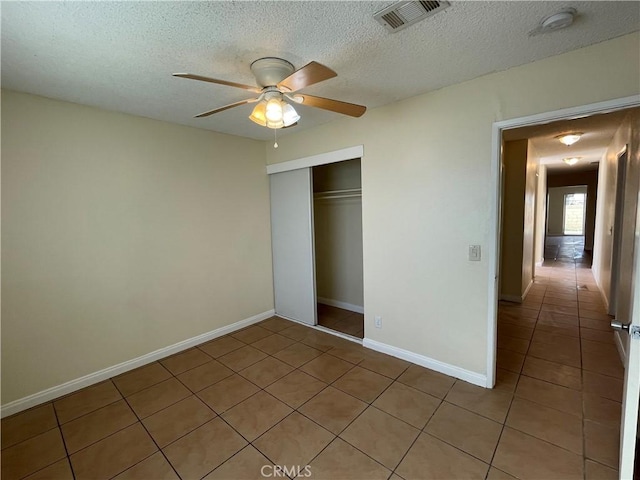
[313,159,364,338]
[268,149,364,339]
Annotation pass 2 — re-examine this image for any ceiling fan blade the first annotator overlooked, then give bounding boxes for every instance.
[194,98,258,118]
[296,94,366,117]
[277,62,337,92]
[173,73,261,93]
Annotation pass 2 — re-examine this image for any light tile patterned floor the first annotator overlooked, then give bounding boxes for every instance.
[1,237,624,479]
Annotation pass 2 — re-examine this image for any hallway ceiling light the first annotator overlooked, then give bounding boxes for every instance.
[556,133,583,146]
[563,157,581,166]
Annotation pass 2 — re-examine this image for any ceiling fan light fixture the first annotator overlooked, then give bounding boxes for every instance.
[265,98,283,122]
[248,101,267,127]
[563,157,581,166]
[176,57,366,130]
[557,133,583,146]
[282,103,300,127]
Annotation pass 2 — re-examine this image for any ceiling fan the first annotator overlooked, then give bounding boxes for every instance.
[173,57,366,129]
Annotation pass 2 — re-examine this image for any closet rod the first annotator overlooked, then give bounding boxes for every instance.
[315,188,361,195]
[314,193,362,200]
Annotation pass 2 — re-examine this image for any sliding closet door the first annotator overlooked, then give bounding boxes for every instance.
[269,168,317,325]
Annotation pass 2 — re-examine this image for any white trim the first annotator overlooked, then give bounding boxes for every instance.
[1,309,275,418]
[499,280,533,304]
[314,325,363,344]
[614,330,627,364]
[317,297,364,314]
[488,95,640,391]
[266,145,364,174]
[274,313,363,344]
[363,338,487,388]
[492,96,640,131]
[499,294,523,303]
[600,287,610,311]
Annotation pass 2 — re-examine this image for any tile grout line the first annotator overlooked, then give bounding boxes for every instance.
[488,284,543,476]
[109,376,184,479]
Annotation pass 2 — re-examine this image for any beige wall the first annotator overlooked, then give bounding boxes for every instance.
[500,138,536,300]
[593,109,640,315]
[314,198,364,308]
[547,186,588,235]
[500,139,528,300]
[266,33,640,375]
[615,109,640,354]
[534,165,547,265]
[523,141,537,292]
[1,90,274,404]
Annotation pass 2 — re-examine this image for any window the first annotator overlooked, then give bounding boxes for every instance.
[563,192,586,235]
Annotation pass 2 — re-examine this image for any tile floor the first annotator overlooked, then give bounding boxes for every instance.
[317,303,364,339]
[1,237,625,479]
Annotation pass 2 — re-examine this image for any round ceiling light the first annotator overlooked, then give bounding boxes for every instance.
[556,132,583,146]
[563,157,581,166]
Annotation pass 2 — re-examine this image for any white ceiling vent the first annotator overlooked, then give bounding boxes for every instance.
[374,1,450,33]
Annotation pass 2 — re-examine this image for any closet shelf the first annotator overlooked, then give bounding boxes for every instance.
[314,188,362,200]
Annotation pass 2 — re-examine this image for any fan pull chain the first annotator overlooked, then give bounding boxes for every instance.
[273,129,278,148]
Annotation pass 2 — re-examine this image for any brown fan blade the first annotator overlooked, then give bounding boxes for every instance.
[277,62,337,92]
[194,98,258,118]
[296,94,366,117]
[173,73,261,93]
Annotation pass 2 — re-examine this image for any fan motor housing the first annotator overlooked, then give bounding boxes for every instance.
[250,57,295,88]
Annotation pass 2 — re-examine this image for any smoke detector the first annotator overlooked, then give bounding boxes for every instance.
[529,8,577,36]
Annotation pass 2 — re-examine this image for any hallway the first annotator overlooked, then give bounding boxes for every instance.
[496,236,623,478]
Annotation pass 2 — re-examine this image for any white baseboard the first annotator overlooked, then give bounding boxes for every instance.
[317,297,364,314]
[500,280,534,304]
[362,338,487,388]
[499,294,522,303]
[614,330,627,365]
[1,309,275,418]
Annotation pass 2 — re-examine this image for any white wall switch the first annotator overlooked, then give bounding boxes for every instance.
[374,316,382,328]
[469,245,481,261]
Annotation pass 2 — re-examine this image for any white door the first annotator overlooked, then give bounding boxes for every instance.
[616,183,640,479]
[269,168,317,325]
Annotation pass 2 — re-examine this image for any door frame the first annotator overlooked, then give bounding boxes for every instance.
[487,95,640,388]
[266,145,364,175]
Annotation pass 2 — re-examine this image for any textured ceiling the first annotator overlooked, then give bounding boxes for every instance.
[2,1,639,140]
[503,108,636,173]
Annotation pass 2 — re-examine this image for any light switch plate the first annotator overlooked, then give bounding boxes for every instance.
[469,245,481,261]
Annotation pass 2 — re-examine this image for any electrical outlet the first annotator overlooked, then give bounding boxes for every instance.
[374,316,382,328]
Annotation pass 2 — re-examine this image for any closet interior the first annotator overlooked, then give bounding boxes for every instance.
[312,159,364,338]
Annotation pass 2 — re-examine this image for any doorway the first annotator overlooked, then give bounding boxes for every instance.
[313,159,364,339]
[490,99,640,477]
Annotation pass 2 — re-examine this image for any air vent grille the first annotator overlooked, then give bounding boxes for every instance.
[381,11,405,29]
[374,0,450,33]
